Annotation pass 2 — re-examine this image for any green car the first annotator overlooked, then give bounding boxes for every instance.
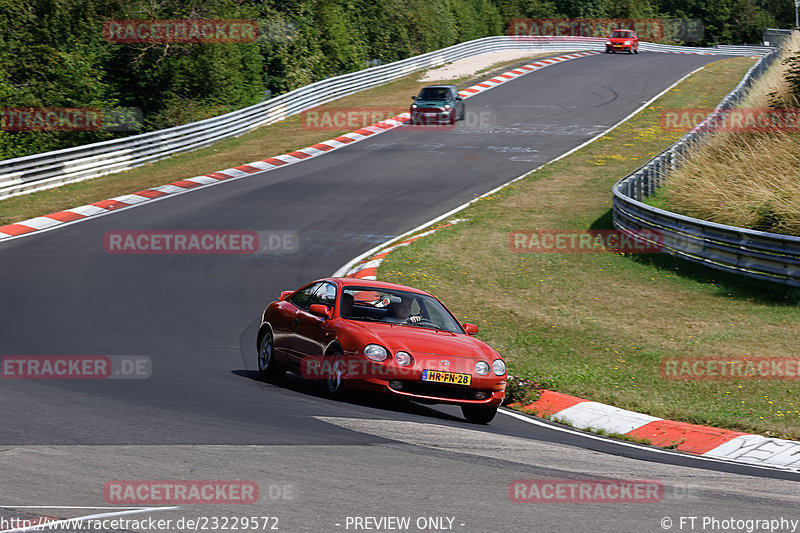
[410,85,465,125]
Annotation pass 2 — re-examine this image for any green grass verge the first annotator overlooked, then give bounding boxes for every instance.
[378,56,800,441]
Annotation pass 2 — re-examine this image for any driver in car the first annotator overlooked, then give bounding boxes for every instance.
[384,296,422,324]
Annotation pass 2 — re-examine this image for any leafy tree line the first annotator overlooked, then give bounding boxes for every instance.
[0,0,794,160]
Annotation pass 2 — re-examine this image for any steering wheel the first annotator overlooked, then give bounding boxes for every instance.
[407,317,437,327]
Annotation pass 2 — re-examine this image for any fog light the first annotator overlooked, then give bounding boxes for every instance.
[389,380,404,390]
[474,391,489,400]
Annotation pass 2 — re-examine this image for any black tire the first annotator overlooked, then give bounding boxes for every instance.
[325,351,346,398]
[634,48,639,54]
[461,405,497,424]
[257,331,282,380]
[605,49,611,54]
[628,49,633,55]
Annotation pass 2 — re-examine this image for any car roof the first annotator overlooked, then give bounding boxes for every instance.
[421,85,457,90]
[612,29,635,33]
[327,277,433,296]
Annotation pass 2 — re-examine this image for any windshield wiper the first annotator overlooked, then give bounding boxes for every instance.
[397,322,441,332]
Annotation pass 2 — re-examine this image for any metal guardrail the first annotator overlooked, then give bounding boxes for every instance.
[0,36,771,200]
[613,49,800,287]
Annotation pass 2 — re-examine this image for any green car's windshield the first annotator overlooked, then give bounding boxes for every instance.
[339,286,464,334]
[418,87,451,100]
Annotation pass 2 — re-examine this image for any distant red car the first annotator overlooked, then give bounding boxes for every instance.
[606,29,639,54]
[256,277,507,423]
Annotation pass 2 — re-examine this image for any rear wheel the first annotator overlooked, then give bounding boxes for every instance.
[257,331,282,380]
[461,405,497,424]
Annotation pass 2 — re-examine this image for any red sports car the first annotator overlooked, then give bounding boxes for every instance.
[606,29,639,54]
[256,277,507,423]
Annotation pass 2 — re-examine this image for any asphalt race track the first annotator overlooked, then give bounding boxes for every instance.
[1,52,798,532]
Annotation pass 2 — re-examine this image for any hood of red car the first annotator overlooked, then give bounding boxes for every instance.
[347,321,497,360]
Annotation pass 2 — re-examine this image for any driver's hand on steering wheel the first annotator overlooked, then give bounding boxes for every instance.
[406,315,421,323]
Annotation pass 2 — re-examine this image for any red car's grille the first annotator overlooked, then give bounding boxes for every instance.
[391,380,490,400]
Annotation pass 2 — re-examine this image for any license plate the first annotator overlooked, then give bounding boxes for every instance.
[421,370,471,386]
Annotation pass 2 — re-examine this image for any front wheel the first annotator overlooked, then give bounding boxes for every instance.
[634,48,639,54]
[325,351,346,398]
[461,405,497,424]
[257,331,282,380]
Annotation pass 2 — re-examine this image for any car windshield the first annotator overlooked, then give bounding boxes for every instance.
[610,30,633,38]
[339,286,465,333]
[418,87,450,100]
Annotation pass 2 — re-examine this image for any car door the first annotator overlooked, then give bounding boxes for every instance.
[290,281,337,365]
[272,282,321,361]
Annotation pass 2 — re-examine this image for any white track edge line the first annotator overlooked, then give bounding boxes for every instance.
[499,408,799,474]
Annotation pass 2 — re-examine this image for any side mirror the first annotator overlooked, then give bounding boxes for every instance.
[463,323,479,335]
[456,95,462,100]
[279,290,293,301]
[411,95,417,100]
[309,304,332,319]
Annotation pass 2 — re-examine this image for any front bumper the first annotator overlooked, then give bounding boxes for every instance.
[354,376,505,406]
[410,111,454,124]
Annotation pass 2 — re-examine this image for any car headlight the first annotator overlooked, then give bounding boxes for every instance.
[606,41,612,46]
[475,361,490,375]
[444,104,451,110]
[364,344,388,362]
[493,359,506,376]
[395,351,413,366]
[411,104,418,109]
[624,40,631,45]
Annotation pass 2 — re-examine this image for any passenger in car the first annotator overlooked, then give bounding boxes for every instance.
[340,293,355,318]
